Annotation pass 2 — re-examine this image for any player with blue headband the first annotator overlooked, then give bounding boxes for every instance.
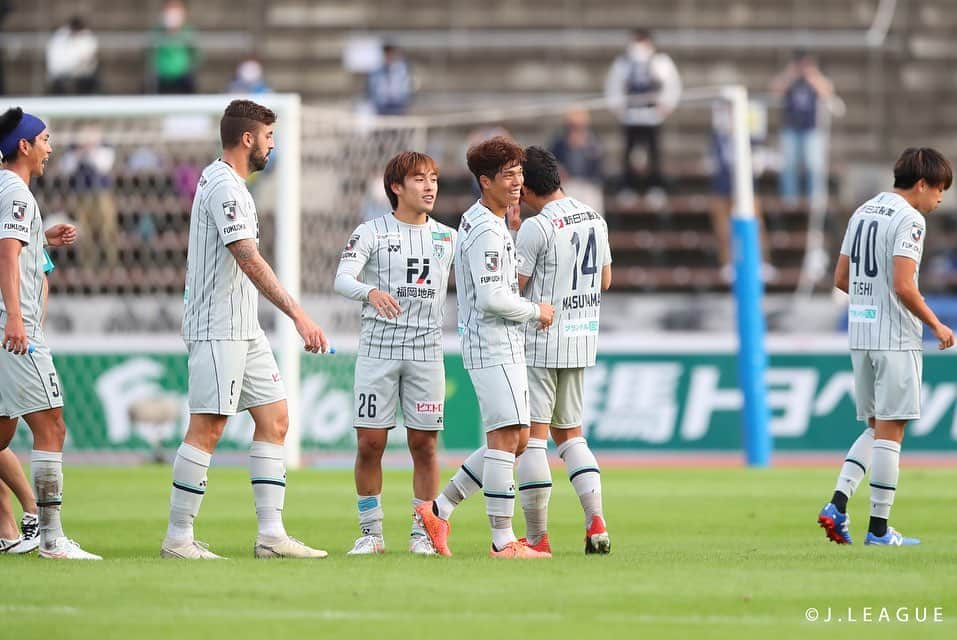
[0,107,97,559]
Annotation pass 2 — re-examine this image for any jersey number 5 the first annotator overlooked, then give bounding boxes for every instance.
[850,219,878,278]
[570,228,599,289]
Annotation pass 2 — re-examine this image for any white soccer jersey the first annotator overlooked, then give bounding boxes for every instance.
[182,160,261,341]
[456,200,539,370]
[517,196,612,368]
[334,214,455,361]
[840,192,926,351]
[0,170,45,338]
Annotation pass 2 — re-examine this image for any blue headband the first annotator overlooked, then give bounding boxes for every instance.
[0,113,46,159]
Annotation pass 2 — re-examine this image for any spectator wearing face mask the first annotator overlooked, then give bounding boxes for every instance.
[149,0,199,94]
[604,29,681,195]
[228,58,271,94]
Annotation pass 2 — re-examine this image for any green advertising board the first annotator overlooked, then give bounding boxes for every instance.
[9,346,957,452]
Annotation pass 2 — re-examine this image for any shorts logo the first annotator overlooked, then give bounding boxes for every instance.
[484,251,499,272]
[223,201,239,220]
[416,401,443,414]
[911,224,923,242]
[11,200,26,220]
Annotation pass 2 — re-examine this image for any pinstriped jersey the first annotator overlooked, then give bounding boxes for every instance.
[336,214,455,361]
[839,192,925,351]
[0,170,45,338]
[517,196,612,368]
[182,160,262,341]
[456,201,539,370]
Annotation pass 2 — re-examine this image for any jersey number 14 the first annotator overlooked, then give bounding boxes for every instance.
[570,228,599,289]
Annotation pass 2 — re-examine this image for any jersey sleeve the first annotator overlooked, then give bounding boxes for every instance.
[600,218,613,266]
[893,211,925,264]
[333,223,376,301]
[0,188,35,244]
[208,183,256,245]
[515,218,546,277]
[467,228,539,322]
[839,217,854,257]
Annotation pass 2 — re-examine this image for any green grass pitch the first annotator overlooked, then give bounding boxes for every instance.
[2,465,956,639]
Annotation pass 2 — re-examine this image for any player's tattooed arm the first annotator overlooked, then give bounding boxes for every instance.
[228,238,298,317]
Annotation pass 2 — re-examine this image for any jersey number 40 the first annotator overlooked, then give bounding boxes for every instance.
[850,220,878,278]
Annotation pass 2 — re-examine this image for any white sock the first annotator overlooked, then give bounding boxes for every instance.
[249,441,287,539]
[167,443,210,542]
[436,446,486,520]
[411,498,427,537]
[483,449,516,545]
[357,494,383,536]
[517,438,551,544]
[835,427,874,500]
[30,450,64,548]
[557,437,603,527]
[869,439,900,520]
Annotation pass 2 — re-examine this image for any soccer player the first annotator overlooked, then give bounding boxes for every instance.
[0,244,70,555]
[818,147,954,546]
[0,107,100,559]
[334,152,455,556]
[513,146,613,554]
[417,137,554,559]
[162,100,329,559]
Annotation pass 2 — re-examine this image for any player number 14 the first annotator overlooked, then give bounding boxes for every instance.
[570,228,598,289]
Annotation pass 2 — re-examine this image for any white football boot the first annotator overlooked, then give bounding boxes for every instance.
[347,534,385,555]
[38,537,102,560]
[255,535,328,559]
[160,538,224,559]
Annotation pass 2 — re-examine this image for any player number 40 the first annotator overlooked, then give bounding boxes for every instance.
[849,219,878,278]
[570,228,599,289]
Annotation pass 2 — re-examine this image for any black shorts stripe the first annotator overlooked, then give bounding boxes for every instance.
[462,464,483,488]
[569,467,601,481]
[845,457,867,473]
[172,481,206,495]
[482,492,515,500]
[251,479,287,488]
[869,482,896,491]
[518,482,553,491]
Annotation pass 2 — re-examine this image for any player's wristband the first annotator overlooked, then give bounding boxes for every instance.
[531,303,541,322]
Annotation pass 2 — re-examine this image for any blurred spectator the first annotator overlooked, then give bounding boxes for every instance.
[46,16,99,95]
[366,43,413,115]
[604,29,681,194]
[57,124,119,269]
[227,57,271,94]
[548,107,605,212]
[0,1,12,94]
[707,101,775,283]
[149,0,199,94]
[771,50,834,203]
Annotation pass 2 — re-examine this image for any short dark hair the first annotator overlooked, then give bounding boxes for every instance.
[220,99,276,149]
[383,151,438,209]
[632,29,652,43]
[893,147,953,190]
[521,146,562,197]
[466,136,525,191]
[0,107,32,163]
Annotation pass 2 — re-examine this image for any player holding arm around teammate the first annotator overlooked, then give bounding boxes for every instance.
[417,137,554,559]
